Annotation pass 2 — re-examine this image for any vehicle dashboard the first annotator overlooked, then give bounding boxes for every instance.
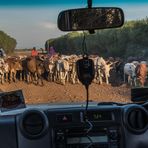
[0,102,148,148]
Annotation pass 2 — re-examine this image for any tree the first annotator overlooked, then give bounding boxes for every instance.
[0,31,17,54]
[45,17,148,58]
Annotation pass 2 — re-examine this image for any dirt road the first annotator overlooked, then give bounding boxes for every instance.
[0,82,131,104]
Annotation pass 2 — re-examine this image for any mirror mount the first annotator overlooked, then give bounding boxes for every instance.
[87,0,92,8]
[87,0,95,34]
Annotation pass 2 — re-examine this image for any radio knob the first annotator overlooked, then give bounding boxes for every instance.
[109,131,118,140]
[56,132,66,148]
[57,132,64,141]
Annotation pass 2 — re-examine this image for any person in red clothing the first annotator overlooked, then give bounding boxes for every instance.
[31,47,38,57]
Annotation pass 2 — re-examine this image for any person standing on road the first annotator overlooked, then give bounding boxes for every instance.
[47,46,56,58]
[31,47,38,57]
[0,48,6,58]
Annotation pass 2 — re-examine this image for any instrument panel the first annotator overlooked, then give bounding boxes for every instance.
[0,103,148,148]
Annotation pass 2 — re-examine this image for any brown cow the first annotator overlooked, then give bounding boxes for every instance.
[136,61,147,87]
[25,56,46,85]
[6,58,23,83]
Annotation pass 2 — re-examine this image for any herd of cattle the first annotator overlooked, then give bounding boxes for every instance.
[0,54,147,87]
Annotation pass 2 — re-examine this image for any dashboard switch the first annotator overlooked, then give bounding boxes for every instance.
[56,114,72,123]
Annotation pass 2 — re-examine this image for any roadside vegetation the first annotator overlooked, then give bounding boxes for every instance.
[0,31,17,54]
[46,17,148,58]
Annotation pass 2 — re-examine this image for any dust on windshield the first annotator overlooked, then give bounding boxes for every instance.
[0,3,148,104]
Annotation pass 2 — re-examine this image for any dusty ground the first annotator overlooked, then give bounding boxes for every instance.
[0,81,131,104]
[1,51,131,104]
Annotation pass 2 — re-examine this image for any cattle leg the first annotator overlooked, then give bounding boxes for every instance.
[133,77,137,87]
[20,72,22,81]
[2,74,5,84]
[5,73,8,82]
[71,73,74,84]
[48,73,53,82]
[72,73,76,84]
[40,76,44,86]
[60,72,65,85]
[34,73,38,85]
[98,75,103,84]
[13,72,17,82]
[124,73,126,83]
[105,74,109,84]
[128,75,132,86]
[65,71,69,83]
[26,74,29,83]
[98,69,103,84]
[9,71,12,83]
[0,75,2,84]
[0,74,4,84]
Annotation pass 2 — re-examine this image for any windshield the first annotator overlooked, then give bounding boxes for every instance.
[0,0,148,104]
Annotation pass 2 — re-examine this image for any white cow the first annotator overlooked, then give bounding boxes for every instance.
[0,58,4,67]
[124,63,137,86]
[0,67,4,84]
[55,59,70,85]
[93,57,113,84]
[3,62,9,82]
[44,58,55,82]
[69,61,79,84]
[103,63,113,84]
[0,62,9,84]
[0,58,5,84]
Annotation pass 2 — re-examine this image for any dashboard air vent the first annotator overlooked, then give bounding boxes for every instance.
[125,106,148,133]
[19,110,49,139]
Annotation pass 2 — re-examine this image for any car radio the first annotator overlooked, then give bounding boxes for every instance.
[51,110,120,148]
[55,126,120,148]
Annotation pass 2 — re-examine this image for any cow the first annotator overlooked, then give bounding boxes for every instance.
[93,57,113,84]
[124,63,137,86]
[0,58,5,67]
[114,59,125,81]
[0,58,5,84]
[0,67,4,84]
[55,59,70,85]
[93,57,105,84]
[136,61,147,87]
[103,63,114,84]
[5,58,23,83]
[2,62,9,82]
[44,58,56,82]
[24,57,46,86]
[69,61,78,84]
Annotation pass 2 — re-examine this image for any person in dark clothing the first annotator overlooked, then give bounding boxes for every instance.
[0,48,6,58]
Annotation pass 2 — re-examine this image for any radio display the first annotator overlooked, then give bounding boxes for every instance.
[87,111,112,121]
[0,90,26,112]
[67,136,108,144]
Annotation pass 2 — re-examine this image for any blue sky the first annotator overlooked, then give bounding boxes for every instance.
[0,1,148,49]
[1,0,148,6]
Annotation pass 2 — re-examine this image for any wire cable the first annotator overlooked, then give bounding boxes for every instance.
[86,135,93,148]
[82,31,88,57]
[84,85,94,148]
[85,85,89,113]
[81,29,94,148]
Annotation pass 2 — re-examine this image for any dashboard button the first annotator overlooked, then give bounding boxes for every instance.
[56,114,72,123]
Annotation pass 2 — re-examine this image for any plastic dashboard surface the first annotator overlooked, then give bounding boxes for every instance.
[0,103,148,148]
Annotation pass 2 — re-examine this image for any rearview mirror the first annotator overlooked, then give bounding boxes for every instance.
[58,7,124,31]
